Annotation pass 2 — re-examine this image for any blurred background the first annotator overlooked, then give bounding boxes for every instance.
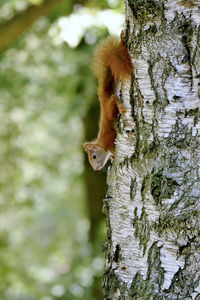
[0,0,124,299]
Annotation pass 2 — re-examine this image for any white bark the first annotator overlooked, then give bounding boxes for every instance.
[103,0,200,299]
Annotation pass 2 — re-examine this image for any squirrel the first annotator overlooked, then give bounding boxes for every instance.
[84,31,133,171]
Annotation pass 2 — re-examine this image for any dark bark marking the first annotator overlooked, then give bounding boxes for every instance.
[179,19,193,86]
[166,118,194,148]
[132,206,150,255]
[129,272,148,299]
[129,242,164,299]
[130,177,137,200]
[164,251,199,298]
[130,80,141,159]
[151,169,179,205]
[198,74,200,97]
[185,107,199,126]
[141,173,151,201]
[192,26,200,68]
[113,244,121,263]
[103,268,127,299]
[148,59,169,108]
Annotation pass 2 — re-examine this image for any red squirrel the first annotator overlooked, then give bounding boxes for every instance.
[84,32,133,170]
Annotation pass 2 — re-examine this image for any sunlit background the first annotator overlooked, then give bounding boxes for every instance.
[0,0,124,299]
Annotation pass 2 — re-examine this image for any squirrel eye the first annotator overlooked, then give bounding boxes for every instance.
[93,154,97,159]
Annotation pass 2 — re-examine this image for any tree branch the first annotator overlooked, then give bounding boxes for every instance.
[0,0,64,53]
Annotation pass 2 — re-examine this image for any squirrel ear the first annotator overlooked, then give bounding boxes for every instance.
[84,143,99,152]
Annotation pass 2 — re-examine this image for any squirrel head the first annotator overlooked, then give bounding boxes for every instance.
[84,143,111,170]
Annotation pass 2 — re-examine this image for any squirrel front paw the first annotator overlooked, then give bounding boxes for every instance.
[118,103,127,114]
[110,154,114,162]
[111,95,127,114]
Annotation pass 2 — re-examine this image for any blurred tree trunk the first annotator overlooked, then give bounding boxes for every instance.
[83,100,107,300]
[103,0,200,299]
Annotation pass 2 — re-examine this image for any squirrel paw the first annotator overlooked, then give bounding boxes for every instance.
[118,103,127,114]
[111,95,127,114]
[110,155,114,162]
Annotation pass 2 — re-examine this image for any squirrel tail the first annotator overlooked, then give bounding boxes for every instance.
[92,36,132,88]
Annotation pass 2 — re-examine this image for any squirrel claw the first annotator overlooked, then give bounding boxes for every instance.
[110,155,114,162]
[118,103,127,114]
[111,95,127,114]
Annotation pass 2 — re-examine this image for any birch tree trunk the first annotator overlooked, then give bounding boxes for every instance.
[103,0,200,299]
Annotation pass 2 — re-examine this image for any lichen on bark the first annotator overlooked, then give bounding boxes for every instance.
[103,0,200,299]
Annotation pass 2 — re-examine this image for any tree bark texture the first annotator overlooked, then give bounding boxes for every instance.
[103,0,200,299]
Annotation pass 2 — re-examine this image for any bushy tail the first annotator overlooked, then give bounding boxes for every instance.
[92,36,132,89]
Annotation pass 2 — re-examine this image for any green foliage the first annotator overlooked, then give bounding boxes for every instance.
[0,0,124,299]
[0,19,99,300]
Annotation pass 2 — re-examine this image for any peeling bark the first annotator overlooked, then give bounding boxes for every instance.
[103,0,200,299]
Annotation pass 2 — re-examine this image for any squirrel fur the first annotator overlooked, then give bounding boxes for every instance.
[84,32,133,170]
